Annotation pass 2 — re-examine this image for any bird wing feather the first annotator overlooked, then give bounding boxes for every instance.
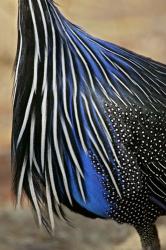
[12,0,166,229]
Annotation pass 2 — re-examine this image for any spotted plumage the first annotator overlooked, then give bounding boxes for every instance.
[12,1,166,249]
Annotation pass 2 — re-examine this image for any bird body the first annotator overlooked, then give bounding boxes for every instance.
[12,1,166,249]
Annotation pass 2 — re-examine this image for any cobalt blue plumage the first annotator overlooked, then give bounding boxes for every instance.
[12,1,166,249]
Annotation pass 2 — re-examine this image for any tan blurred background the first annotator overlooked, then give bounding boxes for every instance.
[0,0,166,249]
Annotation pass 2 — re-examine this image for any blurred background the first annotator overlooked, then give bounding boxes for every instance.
[0,0,166,249]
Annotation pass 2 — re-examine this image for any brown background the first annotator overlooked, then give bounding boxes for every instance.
[0,0,166,249]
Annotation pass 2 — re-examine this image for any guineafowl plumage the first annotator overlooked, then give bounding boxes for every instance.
[12,1,166,249]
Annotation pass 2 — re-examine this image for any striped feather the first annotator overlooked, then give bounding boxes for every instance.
[12,0,166,229]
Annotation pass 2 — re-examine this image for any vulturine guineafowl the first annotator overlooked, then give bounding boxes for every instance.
[12,1,166,249]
